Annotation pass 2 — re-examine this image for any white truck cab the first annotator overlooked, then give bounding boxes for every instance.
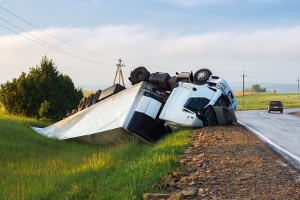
[159,74,237,130]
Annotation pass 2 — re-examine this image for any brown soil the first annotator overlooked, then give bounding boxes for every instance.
[291,112,300,117]
[147,123,300,200]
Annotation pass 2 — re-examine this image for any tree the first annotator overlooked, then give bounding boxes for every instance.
[250,84,266,92]
[0,56,83,121]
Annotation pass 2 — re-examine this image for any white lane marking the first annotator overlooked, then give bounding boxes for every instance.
[238,120,300,164]
[260,112,300,127]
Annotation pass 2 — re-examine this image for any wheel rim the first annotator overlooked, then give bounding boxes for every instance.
[197,71,209,81]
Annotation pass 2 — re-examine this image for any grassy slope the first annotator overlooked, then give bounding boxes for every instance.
[0,112,191,200]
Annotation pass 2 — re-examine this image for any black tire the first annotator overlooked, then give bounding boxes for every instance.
[78,97,87,111]
[193,68,212,85]
[85,94,94,108]
[204,105,218,126]
[222,107,234,124]
[92,89,101,105]
[129,66,150,85]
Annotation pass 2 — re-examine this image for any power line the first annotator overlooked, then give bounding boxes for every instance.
[1,16,69,54]
[0,5,117,67]
[0,5,111,61]
[0,22,115,66]
[2,4,252,75]
[0,24,46,47]
[0,5,181,72]
[1,4,187,74]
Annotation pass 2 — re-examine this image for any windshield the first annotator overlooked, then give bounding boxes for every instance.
[184,97,210,112]
[269,101,282,106]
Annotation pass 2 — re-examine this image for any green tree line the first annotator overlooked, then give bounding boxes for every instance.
[245,84,267,92]
[0,56,83,121]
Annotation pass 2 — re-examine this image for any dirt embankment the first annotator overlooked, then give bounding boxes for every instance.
[145,124,300,200]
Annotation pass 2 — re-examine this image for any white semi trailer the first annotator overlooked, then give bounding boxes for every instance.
[33,68,237,145]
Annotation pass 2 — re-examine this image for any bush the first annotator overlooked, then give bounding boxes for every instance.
[0,56,83,121]
[39,100,50,119]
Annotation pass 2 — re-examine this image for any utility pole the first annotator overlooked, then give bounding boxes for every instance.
[113,58,125,86]
[297,77,300,103]
[241,71,247,110]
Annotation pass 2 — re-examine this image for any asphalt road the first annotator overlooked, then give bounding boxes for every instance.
[235,108,300,169]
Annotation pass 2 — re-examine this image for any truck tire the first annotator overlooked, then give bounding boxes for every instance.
[92,89,101,105]
[204,105,218,126]
[78,97,87,111]
[85,94,94,108]
[193,68,212,85]
[129,66,150,85]
[222,107,234,124]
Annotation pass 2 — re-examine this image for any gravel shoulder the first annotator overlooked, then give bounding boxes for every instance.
[150,124,300,199]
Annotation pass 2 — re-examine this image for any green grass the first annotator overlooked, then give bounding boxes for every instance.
[0,111,191,200]
[83,90,95,97]
[1,92,300,199]
[235,92,300,110]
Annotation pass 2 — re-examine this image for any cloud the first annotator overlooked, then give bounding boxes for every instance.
[1,24,300,90]
[160,27,300,59]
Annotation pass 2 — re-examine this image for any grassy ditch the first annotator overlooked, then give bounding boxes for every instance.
[0,112,191,200]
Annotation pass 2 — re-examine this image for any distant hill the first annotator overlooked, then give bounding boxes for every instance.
[229,82,299,93]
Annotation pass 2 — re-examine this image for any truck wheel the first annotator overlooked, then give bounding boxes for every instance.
[85,94,94,108]
[222,107,234,124]
[204,105,218,126]
[92,89,101,105]
[129,66,150,85]
[193,68,212,85]
[78,97,87,111]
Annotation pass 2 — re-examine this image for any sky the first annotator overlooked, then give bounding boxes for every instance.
[1,0,300,91]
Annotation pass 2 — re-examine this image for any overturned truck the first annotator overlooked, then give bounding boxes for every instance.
[33,67,237,145]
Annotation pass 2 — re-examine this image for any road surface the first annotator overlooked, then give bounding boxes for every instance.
[236,108,300,169]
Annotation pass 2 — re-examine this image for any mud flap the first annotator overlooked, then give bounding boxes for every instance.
[213,107,237,125]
